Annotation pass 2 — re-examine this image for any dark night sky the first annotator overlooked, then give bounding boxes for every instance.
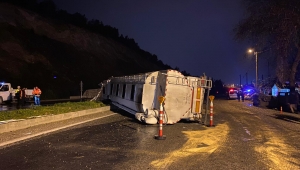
[51,0,272,85]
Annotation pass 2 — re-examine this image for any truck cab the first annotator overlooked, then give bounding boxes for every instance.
[0,83,14,104]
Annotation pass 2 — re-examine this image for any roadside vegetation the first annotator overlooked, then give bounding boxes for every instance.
[0,101,107,121]
[234,0,300,90]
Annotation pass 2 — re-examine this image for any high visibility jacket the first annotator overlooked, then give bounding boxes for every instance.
[15,89,21,98]
[32,88,42,96]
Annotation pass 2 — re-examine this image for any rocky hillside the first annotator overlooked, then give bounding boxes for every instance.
[0,3,168,99]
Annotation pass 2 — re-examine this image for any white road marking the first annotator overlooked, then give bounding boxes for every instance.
[0,113,116,147]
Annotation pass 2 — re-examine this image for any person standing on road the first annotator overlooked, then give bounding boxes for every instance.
[288,89,299,113]
[237,88,241,101]
[240,89,245,102]
[20,87,26,107]
[237,89,244,102]
[32,86,42,106]
[15,86,21,108]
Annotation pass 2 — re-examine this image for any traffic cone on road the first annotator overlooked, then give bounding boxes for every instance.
[207,95,215,127]
[155,96,166,140]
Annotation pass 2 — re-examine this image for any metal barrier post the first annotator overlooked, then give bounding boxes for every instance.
[155,96,166,140]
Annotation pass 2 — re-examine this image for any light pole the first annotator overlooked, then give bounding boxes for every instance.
[248,49,259,89]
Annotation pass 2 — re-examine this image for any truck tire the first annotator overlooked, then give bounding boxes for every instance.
[0,97,3,105]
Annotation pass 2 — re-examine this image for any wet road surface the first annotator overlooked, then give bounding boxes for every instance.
[0,99,300,169]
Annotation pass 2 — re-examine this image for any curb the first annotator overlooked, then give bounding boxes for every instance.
[0,106,110,134]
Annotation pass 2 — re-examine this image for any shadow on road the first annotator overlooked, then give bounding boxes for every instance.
[270,114,300,124]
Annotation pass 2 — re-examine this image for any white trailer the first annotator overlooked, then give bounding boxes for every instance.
[0,83,34,104]
[100,69,212,124]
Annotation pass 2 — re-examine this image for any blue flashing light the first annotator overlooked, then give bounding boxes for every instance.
[53,76,57,79]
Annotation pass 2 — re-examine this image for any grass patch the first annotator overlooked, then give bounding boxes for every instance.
[0,101,107,121]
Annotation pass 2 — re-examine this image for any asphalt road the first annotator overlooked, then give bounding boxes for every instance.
[0,99,300,170]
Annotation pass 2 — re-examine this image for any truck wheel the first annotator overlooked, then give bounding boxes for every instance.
[0,97,3,105]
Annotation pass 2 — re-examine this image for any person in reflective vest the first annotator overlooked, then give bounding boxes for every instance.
[15,86,21,107]
[32,86,42,105]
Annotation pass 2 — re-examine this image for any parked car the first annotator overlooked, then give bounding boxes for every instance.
[227,88,238,99]
[243,88,256,100]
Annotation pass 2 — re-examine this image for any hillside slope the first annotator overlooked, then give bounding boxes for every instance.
[0,3,166,98]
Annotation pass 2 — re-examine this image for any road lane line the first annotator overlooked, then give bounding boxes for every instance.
[0,113,116,148]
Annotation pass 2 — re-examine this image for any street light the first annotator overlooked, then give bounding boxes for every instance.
[248,49,259,89]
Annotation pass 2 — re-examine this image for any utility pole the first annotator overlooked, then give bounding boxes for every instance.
[255,52,258,89]
[239,75,242,87]
[268,61,270,78]
[246,72,248,85]
[80,81,83,101]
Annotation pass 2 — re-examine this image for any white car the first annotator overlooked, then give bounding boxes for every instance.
[228,88,238,99]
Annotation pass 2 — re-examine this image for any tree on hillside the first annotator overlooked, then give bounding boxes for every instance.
[211,79,225,95]
[2,0,174,74]
[234,0,300,90]
[0,0,38,9]
[69,12,87,27]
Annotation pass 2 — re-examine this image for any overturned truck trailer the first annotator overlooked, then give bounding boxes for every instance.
[100,69,212,124]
